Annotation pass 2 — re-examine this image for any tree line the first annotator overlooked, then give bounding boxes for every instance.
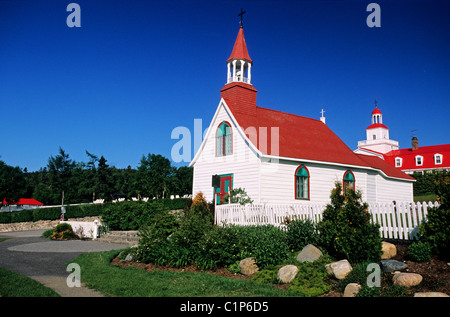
[0,147,193,206]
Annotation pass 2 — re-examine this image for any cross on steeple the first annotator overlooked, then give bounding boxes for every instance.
[238,8,246,27]
[374,98,378,107]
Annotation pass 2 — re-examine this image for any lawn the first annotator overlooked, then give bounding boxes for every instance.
[0,267,60,297]
[69,250,290,297]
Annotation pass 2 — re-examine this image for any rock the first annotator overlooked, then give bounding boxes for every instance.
[380,259,408,272]
[325,260,353,280]
[381,241,397,259]
[277,265,299,283]
[296,244,323,263]
[239,258,258,276]
[124,254,134,261]
[343,283,361,297]
[392,273,422,287]
[414,292,449,297]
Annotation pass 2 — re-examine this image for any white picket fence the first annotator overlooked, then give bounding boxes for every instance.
[215,201,439,241]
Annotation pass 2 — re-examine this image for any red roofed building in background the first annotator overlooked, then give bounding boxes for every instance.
[355,106,450,175]
[190,21,414,205]
[1,198,44,212]
[2,198,44,206]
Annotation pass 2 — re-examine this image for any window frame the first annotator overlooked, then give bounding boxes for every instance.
[294,165,310,200]
[434,153,442,165]
[395,157,402,168]
[415,155,423,166]
[215,121,233,157]
[343,170,355,195]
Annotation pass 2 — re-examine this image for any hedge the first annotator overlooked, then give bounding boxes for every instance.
[0,198,191,224]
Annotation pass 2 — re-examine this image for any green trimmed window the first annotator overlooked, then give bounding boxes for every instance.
[295,165,309,199]
[343,170,355,195]
[216,122,232,156]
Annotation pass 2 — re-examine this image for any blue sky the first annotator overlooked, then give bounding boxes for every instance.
[1,0,449,172]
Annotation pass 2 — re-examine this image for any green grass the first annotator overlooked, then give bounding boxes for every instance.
[69,250,290,297]
[0,267,60,297]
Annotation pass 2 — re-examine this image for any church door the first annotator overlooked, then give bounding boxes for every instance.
[215,174,233,205]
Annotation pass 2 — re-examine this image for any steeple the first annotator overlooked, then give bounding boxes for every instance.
[355,101,399,154]
[226,26,253,84]
[220,13,257,116]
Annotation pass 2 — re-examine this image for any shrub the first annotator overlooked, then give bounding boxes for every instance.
[233,225,289,269]
[251,269,279,284]
[49,223,76,240]
[408,241,432,262]
[101,200,166,230]
[196,225,241,269]
[317,182,382,263]
[190,192,210,215]
[285,218,319,251]
[288,257,331,297]
[418,207,450,260]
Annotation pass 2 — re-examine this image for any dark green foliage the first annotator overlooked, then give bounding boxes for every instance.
[288,257,332,297]
[418,209,450,260]
[6,148,192,206]
[0,160,26,205]
[285,218,319,251]
[232,225,290,269]
[317,182,382,263]
[101,200,167,230]
[408,241,432,262]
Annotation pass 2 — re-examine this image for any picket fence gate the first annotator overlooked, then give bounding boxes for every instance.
[214,201,439,241]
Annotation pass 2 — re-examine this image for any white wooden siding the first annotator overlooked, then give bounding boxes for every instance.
[192,102,261,202]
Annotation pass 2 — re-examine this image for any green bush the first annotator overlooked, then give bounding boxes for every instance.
[285,218,319,251]
[251,269,279,284]
[10,210,33,223]
[418,207,450,260]
[408,241,432,262]
[288,257,331,297]
[196,225,241,270]
[49,223,76,240]
[317,182,382,263]
[101,200,167,230]
[233,225,289,269]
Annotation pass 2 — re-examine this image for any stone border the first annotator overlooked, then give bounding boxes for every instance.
[0,217,101,233]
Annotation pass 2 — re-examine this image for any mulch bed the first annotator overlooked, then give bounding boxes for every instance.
[111,241,449,296]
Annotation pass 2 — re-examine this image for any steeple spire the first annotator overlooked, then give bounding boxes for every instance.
[221,12,257,116]
[226,13,252,85]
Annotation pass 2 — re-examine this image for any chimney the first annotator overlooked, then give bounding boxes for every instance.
[412,137,419,150]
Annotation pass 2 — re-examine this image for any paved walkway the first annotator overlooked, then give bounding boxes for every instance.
[0,230,127,297]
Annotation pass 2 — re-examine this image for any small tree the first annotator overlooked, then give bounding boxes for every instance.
[223,187,253,205]
[318,182,382,263]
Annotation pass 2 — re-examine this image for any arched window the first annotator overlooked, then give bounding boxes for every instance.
[295,165,309,200]
[343,170,355,195]
[216,121,232,156]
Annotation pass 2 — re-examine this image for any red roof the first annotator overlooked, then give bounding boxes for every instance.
[372,107,382,115]
[367,123,389,130]
[228,105,413,180]
[2,198,44,205]
[384,144,450,171]
[227,27,252,63]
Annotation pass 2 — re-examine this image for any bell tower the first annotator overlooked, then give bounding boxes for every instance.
[220,13,257,116]
[355,100,399,154]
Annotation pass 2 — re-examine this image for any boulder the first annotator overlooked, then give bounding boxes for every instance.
[414,292,449,297]
[325,259,353,280]
[296,244,323,263]
[392,273,422,287]
[277,265,299,283]
[343,283,361,297]
[381,241,397,259]
[380,259,408,272]
[239,258,258,276]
